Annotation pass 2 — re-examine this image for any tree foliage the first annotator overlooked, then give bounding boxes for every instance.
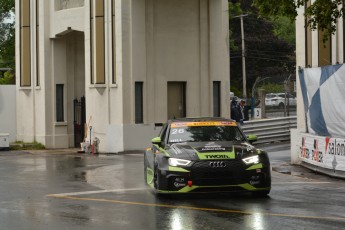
[271,16,295,45]
[0,71,15,84]
[229,0,295,97]
[0,0,15,70]
[259,82,284,94]
[229,2,243,51]
[253,0,344,38]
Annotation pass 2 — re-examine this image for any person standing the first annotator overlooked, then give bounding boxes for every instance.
[237,99,249,122]
[231,97,240,121]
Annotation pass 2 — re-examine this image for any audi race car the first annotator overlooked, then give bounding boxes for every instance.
[144,117,271,196]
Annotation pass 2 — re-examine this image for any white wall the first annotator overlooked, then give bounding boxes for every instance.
[0,85,17,143]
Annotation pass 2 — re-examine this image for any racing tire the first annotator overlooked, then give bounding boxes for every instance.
[153,163,159,190]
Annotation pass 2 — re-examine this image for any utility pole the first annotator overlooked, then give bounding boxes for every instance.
[233,14,248,99]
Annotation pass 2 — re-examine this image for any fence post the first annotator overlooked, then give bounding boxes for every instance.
[258,88,266,118]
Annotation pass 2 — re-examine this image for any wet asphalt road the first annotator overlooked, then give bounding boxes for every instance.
[1,144,345,230]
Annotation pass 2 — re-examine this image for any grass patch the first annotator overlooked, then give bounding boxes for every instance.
[10,141,45,150]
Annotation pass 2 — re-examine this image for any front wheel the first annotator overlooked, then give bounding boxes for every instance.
[153,163,159,189]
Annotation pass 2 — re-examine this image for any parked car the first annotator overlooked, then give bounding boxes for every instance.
[144,117,271,196]
[265,93,296,108]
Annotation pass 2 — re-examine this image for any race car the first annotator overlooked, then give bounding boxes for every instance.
[144,117,271,196]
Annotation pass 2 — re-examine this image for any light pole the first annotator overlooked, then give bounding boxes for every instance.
[233,14,248,99]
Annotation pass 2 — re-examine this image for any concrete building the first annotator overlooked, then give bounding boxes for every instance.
[16,0,230,152]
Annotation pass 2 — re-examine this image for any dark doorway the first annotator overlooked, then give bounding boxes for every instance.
[74,96,86,147]
[167,82,186,119]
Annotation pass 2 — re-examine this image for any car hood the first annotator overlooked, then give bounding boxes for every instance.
[166,141,260,160]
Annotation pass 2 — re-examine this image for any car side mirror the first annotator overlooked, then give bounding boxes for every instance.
[247,134,258,144]
[152,137,162,146]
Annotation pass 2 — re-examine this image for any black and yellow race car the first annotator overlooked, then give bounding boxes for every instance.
[144,117,271,196]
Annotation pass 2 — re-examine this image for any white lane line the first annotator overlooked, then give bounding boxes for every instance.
[273,182,331,185]
[48,187,149,197]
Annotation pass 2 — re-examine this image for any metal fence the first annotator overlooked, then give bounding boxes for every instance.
[241,116,297,144]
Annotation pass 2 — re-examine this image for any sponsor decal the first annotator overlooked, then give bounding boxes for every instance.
[171,145,183,154]
[250,175,260,185]
[200,142,226,151]
[250,180,260,185]
[241,143,255,153]
[327,139,345,156]
[299,136,324,163]
[174,182,187,188]
[201,146,226,152]
[175,178,186,183]
[298,134,345,171]
[197,147,236,160]
[205,155,230,159]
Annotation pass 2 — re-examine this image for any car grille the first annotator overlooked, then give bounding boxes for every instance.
[191,160,249,186]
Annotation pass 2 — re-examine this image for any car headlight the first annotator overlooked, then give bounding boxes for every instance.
[242,155,260,165]
[168,158,191,167]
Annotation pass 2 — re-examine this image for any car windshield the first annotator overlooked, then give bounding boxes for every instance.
[168,121,246,143]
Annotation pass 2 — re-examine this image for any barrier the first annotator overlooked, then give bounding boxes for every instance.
[241,116,297,144]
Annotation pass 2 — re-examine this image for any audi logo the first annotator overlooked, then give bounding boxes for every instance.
[209,161,227,168]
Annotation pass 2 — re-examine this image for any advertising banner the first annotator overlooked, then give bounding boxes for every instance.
[299,133,345,172]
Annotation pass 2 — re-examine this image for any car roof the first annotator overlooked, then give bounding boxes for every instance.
[168,117,235,123]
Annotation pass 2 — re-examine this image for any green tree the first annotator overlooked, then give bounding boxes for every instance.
[229,0,295,97]
[253,0,344,39]
[229,1,243,51]
[259,82,284,94]
[0,0,15,70]
[0,70,15,84]
[271,16,295,45]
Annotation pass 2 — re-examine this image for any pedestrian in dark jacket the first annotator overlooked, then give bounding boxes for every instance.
[231,97,240,121]
[237,99,249,122]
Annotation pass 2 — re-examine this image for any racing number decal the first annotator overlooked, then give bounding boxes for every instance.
[171,129,185,135]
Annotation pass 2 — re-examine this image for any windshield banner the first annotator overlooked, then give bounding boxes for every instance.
[171,121,236,128]
[299,133,345,172]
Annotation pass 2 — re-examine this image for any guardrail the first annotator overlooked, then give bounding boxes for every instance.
[241,116,297,144]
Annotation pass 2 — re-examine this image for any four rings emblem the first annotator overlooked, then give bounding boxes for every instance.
[209,161,227,168]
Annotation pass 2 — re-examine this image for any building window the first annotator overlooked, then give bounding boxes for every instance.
[318,30,331,66]
[56,84,64,122]
[305,0,312,67]
[112,0,116,84]
[90,0,105,84]
[135,82,143,124]
[36,0,40,86]
[20,0,31,87]
[213,81,221,117]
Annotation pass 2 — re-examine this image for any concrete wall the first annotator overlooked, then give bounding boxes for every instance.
[0,85,16,143]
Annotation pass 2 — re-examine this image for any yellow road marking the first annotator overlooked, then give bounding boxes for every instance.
[47,194,345,221]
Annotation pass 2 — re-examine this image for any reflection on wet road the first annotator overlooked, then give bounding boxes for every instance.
[0,147,345,229]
